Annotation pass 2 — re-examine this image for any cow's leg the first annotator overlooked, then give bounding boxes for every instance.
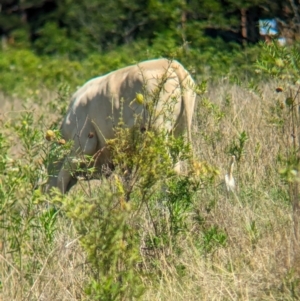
[57,164,73,194]
[58,122,98,193]
[46,156,64,193]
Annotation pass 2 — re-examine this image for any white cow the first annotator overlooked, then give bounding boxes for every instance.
[48,58,196,193]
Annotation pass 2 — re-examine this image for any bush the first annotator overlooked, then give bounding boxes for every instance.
[0,39,262,98]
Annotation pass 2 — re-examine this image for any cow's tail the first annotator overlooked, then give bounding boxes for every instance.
[172,61,196,144]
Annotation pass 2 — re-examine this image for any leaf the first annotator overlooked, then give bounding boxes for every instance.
[285,97,293,106]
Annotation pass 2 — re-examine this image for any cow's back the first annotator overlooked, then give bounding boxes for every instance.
[63,58,194,141]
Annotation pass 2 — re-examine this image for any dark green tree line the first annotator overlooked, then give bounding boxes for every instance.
[0,0,299,57]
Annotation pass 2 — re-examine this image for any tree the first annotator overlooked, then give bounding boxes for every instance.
[0,0,299,56]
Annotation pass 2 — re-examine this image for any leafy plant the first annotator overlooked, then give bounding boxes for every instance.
[201,225,227,254]
[227,130,248,162]
[63,186,145,301]
[256,41,300,250]
[0,111,60,297]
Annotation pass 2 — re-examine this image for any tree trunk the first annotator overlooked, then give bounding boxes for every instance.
[246,7,260,43]
[241,8,247,45]
[240,7,260,44]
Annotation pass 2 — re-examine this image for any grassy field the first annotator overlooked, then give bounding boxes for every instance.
[1,63,300,300]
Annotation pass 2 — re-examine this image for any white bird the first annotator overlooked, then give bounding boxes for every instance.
[225,155,236,192]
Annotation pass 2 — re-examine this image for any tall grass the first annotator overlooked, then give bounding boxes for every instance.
[1,70,300,300]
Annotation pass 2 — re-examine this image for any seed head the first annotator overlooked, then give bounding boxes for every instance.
[45,130,55,141]
[135,93,144,104]
[285,97,293,106]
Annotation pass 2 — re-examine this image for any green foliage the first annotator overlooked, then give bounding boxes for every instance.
[282,268,300,299]
[10,28,31,48]
[105,117,203,254]
[256,42,300,174]
[256,40,300,244]
[52,64,211,299]
[0,45,143,97]
[34,22,76,56]
[0,48,82,95]
[201,225,227,254]
[0,38,263,99]
[227,131,248,162]
[1,0,289,58]
[59,125,200,299]
[0,111,59,293]
[165,176,198,236]
[257,41,300,82]
[63,188,145,301]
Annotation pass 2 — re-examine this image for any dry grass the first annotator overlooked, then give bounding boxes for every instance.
[1,79,300,301]
[1,220,86,301]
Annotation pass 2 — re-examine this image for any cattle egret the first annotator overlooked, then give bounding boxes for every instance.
[225,155,236,192]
